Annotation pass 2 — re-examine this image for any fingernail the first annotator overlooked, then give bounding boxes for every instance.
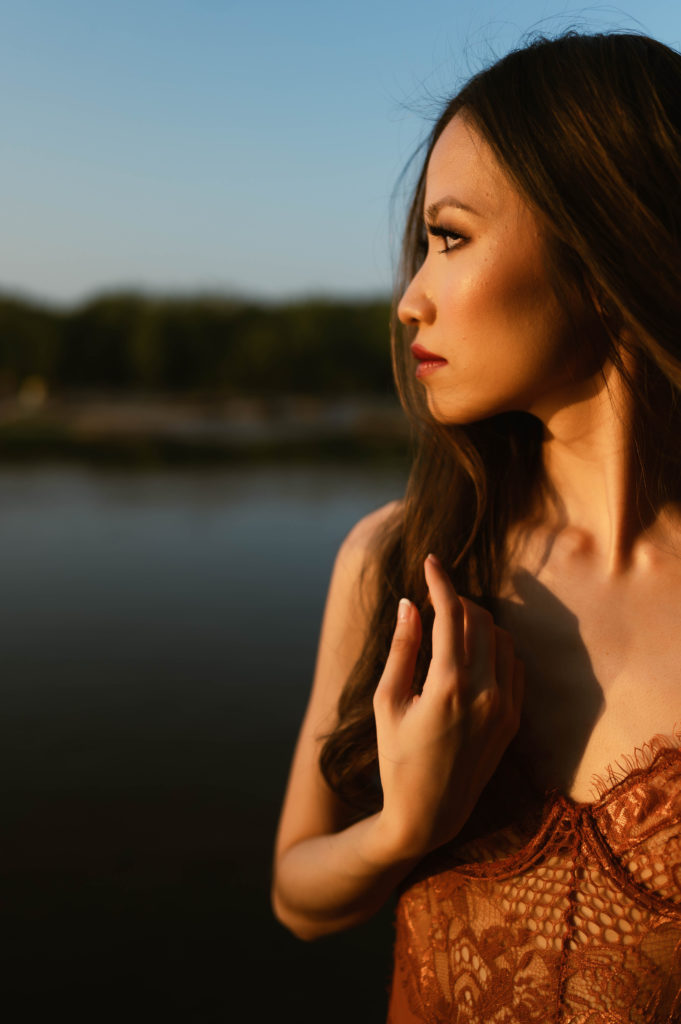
[426,553,440,567]
[398,598,412,622]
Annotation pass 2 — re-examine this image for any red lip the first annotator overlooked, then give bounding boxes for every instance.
[411,342,445,362]
[411,342,448,379]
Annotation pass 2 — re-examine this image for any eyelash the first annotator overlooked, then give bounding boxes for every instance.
[426,224,467,254]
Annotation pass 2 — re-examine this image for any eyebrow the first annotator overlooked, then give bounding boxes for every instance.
[425,196,481,220]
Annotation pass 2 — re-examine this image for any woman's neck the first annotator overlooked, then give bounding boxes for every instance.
[531,358,679,576]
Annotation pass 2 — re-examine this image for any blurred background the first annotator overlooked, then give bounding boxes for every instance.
[3,1,681,1019]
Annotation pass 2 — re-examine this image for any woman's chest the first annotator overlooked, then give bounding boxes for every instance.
[494,547,681,801]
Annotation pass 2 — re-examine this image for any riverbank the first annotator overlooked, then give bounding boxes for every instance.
[0,391,409,463]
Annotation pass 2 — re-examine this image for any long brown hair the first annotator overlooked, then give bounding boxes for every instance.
[320,32,681,814]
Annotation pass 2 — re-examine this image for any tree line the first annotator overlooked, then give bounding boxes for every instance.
[0,292,395,397]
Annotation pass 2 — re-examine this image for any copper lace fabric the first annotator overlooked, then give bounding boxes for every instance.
[387,739,681,1023]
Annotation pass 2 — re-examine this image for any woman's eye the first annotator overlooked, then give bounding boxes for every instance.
[426,224,466,254]
[439,232,463,253]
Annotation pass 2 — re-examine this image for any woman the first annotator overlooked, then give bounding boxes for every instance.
[273,32,681,1021]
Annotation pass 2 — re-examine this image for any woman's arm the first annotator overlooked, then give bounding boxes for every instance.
[272,503,411,940]
[272,510,524,941]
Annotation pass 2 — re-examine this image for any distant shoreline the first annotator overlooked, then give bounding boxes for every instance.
[0,392,410,464]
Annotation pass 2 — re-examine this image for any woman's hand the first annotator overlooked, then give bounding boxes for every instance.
[372,554,524,861]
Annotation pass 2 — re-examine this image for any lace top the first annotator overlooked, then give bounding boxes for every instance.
[387,738,681,1024]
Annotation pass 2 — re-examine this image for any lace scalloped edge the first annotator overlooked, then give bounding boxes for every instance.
[590,723,681,800]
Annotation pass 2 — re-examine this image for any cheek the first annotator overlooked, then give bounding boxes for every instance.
[446,244,550,327]
[485,253,557,325]
[478,257,572,367]
[442,259,554,362]
[444,259,576,410]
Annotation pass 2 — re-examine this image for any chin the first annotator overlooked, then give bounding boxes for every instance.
[426,392,513,426]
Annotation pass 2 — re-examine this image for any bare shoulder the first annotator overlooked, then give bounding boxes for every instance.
[335,499,402,579]
[346,498,402,542]
[316,498,403,668]
[273,498,403,855]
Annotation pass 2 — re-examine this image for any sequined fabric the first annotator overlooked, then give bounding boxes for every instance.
[388,743,681,1023]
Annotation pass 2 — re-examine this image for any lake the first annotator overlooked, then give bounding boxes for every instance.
[1,461,406,1022]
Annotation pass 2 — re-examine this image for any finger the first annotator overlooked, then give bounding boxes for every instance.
[424,554,465,670]
[373,598,423,712]
[462,598,496,681]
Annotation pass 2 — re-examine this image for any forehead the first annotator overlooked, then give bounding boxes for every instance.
[425,113,521,219]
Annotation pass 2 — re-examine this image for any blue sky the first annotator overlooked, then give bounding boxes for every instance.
[4,0,681,306]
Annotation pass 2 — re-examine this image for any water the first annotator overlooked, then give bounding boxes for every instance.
[1,461,406,1021]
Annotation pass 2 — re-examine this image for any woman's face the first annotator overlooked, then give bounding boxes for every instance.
[398,113,587,425]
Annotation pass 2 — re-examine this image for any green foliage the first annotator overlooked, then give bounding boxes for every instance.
[0,292,393,396]
[0,297,61,393]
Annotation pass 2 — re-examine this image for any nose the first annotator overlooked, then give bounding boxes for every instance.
[397,271,436,326]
